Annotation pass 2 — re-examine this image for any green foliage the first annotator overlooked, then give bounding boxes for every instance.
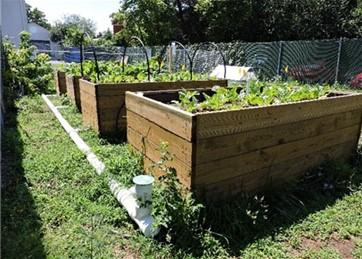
[94,29,117,47]
[3,32,53,109]
[110,12,126,25]
[113,0,193,45]
[26,4,51,30]
[173,80,330,113]
[50,14,96,46]
[111,0,361,44]
[63,58,209,83]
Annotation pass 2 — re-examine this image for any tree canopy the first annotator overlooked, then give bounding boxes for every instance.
[112,0,362,45]
[50,14,96,46]
[26,4,51,30]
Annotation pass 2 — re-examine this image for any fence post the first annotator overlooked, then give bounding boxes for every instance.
[335,37,343,83]
[168,43,173,73]
[277,41,283,76]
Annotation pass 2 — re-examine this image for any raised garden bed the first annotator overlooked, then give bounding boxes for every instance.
[126,89,362,200]
[79,79,227,137]
[66,75,82,112]
[54,71,66,95]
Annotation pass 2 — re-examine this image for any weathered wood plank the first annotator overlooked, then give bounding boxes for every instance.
[194,124,360,185]
[195,110,362,164]
[195,94,362,139]
[127,110,193,164]
[97,96,125,109]
[79,79,96,96]
[66,76,81,111]
[126,92,194,141]
[199,140,355,199]
[128,129,192,188]
[142,157,192,189]
[80,80,99,131]
[55,71,67,95]
[96,80,227,96]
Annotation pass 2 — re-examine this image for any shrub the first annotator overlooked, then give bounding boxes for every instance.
[3,31,53,108]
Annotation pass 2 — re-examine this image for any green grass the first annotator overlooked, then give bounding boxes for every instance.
[2,93,362,258]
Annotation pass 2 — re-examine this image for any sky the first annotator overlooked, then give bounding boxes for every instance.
[25,0,120,32]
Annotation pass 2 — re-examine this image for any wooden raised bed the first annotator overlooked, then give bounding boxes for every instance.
[54,71,66,95]
[126,90,362,200]
[79,79,227,137]
[66,75,82,112]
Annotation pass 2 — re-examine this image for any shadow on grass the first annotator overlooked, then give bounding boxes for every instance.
[1,104,46,258]
[157,151,362,257]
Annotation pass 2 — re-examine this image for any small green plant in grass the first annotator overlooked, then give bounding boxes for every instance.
[150,143,204,242]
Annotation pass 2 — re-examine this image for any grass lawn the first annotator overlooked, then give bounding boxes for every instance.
[1,94,362,258]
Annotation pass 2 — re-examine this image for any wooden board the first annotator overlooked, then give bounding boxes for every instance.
[126,92,194,141]
[127,110,193,164]
[200,140,355,200]
[126,89,362,200]
[79,80,99,131]
[66,76,81,112]
[79,79,224,136]
[96,80,227,96]
[55,71,66,95]
[195,94,362,139]
[143,156,192,189]
[195,110,362,164]
[194,124,360,186]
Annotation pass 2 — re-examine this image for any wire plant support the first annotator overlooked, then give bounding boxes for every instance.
[171,41,193,80]
[191,42,227,79]
[79,33,101,81]
[121,36,151,81]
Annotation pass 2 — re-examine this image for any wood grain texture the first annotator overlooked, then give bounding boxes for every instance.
[79,80,99,131]
[200,141,355,200]
[195,110,362,164]
[195,94,362,139]
[126,89,362,200]
[66,75,81,112]
[79,79,223,136]
[55,71,67,95]
[127,110,193,164]
[194,124,360,186]
[126,92,194,141]
[143,156,192,189]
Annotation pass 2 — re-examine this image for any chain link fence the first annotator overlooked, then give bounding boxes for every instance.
[37,38,362,85]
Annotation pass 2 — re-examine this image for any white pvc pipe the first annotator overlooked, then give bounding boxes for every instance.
[109,180,159,237]
[42,94,159,237]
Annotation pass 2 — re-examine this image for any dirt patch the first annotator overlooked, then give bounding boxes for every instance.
[114,244,140,259]
[289,233,357,258]
[328,233,355,259]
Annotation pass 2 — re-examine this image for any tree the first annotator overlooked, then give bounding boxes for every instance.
[114,0,179,45]
[50,14,96,46]
[195,0,253,42]
[111,0,361,44]
[26,4,51,30]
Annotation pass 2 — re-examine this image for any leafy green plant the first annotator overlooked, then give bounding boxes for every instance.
[174,90,200,112]
[62,56,210,84]
[3,31,53,109]
[173,80,330,113]
[149,143,209,250]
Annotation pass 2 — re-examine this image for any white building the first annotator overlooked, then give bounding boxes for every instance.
[1,0,28,46]
[1,0,58,53]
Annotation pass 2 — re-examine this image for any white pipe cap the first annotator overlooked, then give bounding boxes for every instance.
[133,175,154,186]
